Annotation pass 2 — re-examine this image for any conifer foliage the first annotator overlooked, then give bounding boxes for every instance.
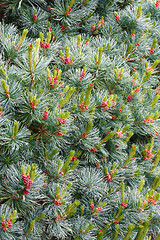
[0,0,160,239]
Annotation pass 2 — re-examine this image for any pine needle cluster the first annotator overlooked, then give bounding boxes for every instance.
[0,0,160,239]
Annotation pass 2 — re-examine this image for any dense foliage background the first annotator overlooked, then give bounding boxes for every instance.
[0,0,160,239]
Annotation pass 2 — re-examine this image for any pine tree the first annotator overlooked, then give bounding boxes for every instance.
[0,0,160,239]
